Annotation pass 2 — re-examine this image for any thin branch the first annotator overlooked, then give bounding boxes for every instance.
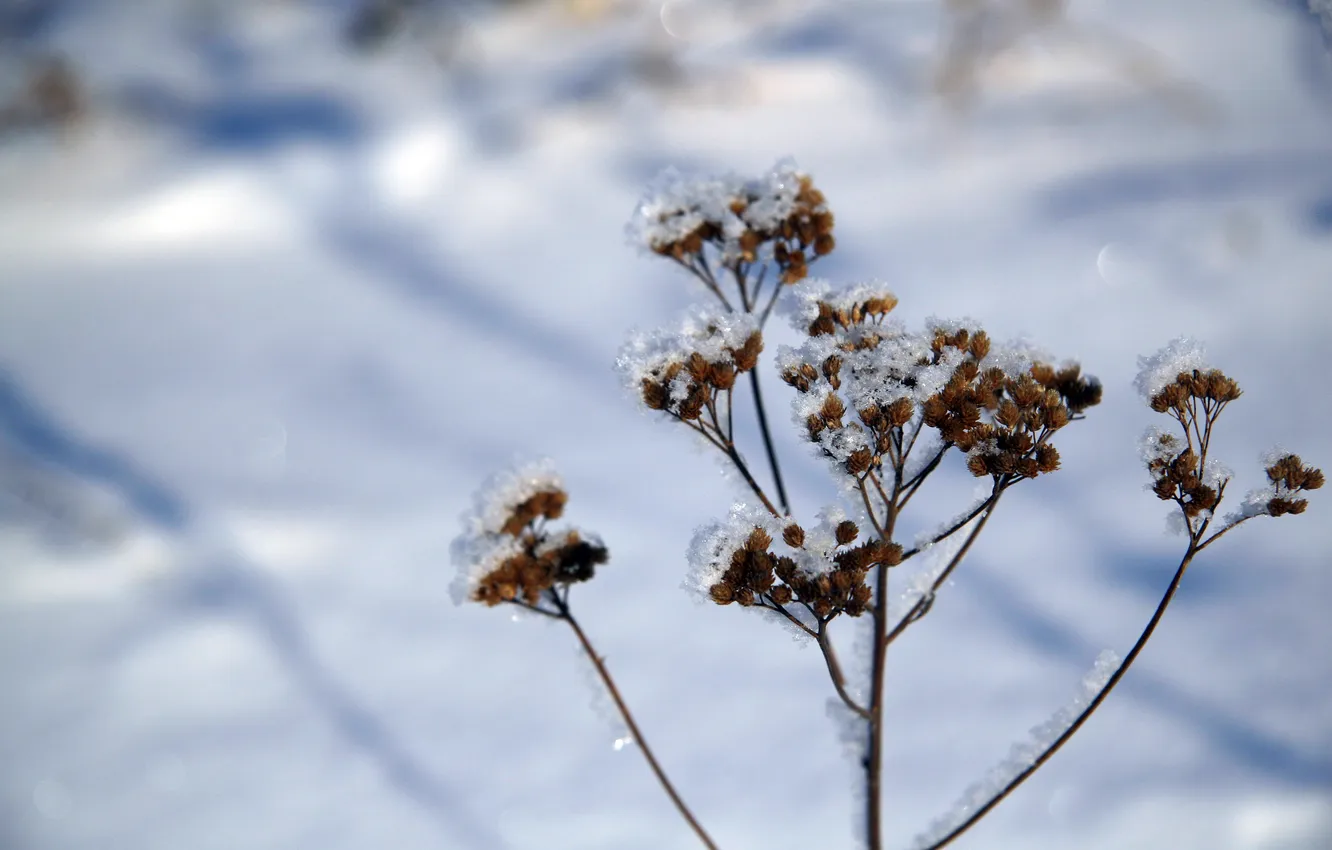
[724,388,734,444]
[670,254,734,312]
[884,487,1003,648]
[865,461,905,850]
[748,367,792,515]
[757,596,818,639]
[732,263,752,312]
[899,445,950,509]
[868,470,893,522]
[818,624,872,720]
[727,445,782,518]
[549,592,721,850]
[755,265,782,327]
[900,497,993,561]
[917,544,1199,850]
[858,476,888,539]
[507,599,565,621]
[667,409,780,517]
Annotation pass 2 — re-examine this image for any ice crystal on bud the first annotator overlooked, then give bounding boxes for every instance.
[625,158,815,263]
[451,459,608,607]
[780,278,900,333]
[1223,446,1324,524]
[617,305,763,421]
[1138,426,1181,468]
[617,305,759,389]
[626,167,737,253]
[684,503,784,600]
[1134,337,1210,402]
[457,458,565,538]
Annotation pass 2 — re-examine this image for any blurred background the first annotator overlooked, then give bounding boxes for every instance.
[2,1,1331,848]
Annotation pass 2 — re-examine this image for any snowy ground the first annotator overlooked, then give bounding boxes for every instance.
[2,2,1331,849]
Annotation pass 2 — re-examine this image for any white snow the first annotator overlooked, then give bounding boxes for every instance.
[2,3,1330,850]
[1134,337,1211,402]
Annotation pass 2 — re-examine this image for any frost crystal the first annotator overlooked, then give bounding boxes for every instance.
[1134,337,1210,402]
[625,158,811,261]
[616,304,759,396]
[449,459,564,605]
[1138,425,1181,468]
[780,278,897,332]
[1222,445,1295,525]
[909,650,1121,850]
[776,286,1043,476]
[684,502,784,600]
[683,502,857,601]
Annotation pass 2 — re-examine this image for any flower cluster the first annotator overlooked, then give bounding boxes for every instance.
[778,283,1100,481]
[450,160,1325,850]
[1258,454,1324,516]
[1228,451,1326,521]
[1137,339,1322,535]
[627,158,835,284]
[451,461,608,607]
[688,505,902,620]
[618,307,763,423]
[1142,429,1223,520]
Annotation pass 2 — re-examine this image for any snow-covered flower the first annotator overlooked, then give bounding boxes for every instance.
[627,158,835,286]
[451,459,607,607]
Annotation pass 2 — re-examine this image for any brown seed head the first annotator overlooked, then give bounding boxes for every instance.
[1034,443,1061,473]
[886,397,915,428]
[846,447,873,475]
[820,393,846,422]
[686,352,710,382]
[835,520,859,546]
[745,527,773,552]
[734,332,764,372]
[783,523,806,548]
[709,362,736,390]
[822,355,843,380]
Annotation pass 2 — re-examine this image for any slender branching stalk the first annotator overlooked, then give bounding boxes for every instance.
[455,165,1321,850]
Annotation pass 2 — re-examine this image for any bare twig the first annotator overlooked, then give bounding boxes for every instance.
[917,542,1199,850]
[550,591,721,850]
[886,486,1004,648]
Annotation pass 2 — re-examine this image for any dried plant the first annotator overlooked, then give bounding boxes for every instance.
[933,0,1215,120]
[451,161,1321,849]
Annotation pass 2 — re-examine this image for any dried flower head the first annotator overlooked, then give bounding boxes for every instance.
[778,287,1098,483]
[626,159,835,285]
[1226,449,1325,523]
[617,305,763,422]
[1138,341,1320,536]
[687,504,898,624]
[452,460,608,608]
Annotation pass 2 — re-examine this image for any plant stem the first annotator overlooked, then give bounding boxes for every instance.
[917,544,1199,850]
[748,367,792,515]
[885,488,1003,647]
[865,464,904,850]
[550,592,720,850]
[818,624,871,720]
[727,446,781,517]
